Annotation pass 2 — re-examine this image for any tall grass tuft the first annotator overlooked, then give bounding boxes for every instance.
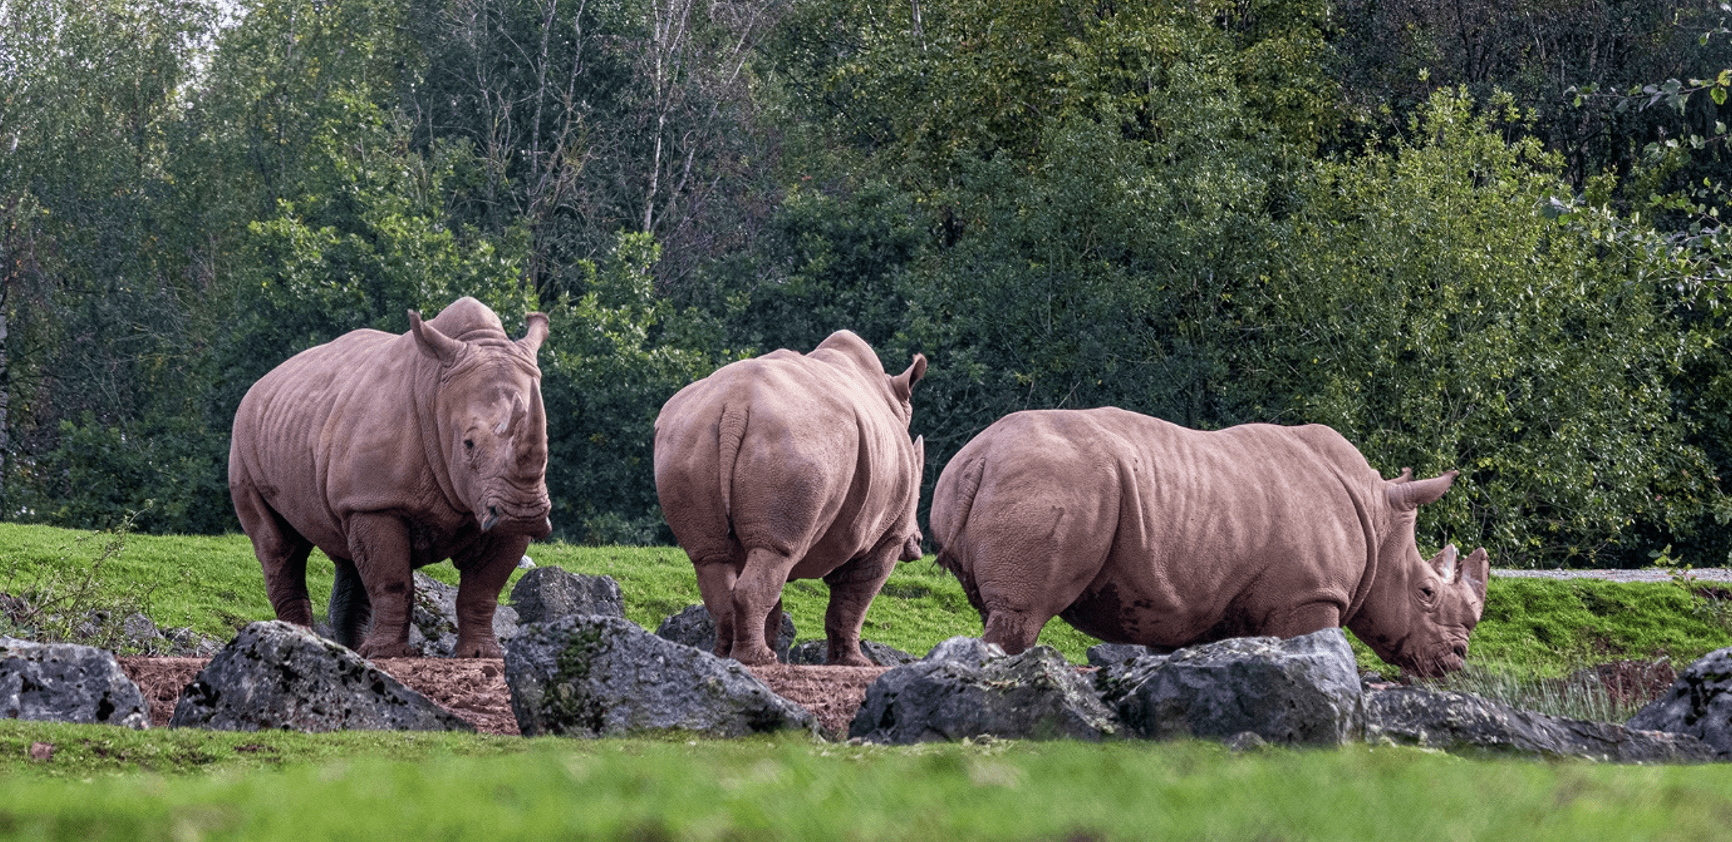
[0,510,184,653]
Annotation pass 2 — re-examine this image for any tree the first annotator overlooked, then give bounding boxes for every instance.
[0,0,219,529]
[1248,89,1726,567]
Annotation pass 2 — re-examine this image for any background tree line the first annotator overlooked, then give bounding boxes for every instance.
[2,0,1730,567]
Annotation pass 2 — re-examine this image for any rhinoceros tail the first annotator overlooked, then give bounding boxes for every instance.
[932,454,985,572]
[716,403,750,524]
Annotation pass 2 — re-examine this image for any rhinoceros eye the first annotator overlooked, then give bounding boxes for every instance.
[464,438,475,452]
[1420,585,1437,601]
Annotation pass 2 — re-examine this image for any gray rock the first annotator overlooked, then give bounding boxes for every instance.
[1372,686,1717,763]
[0,637,150,729]
[505,615,815,738]
[921,636,1005,667]
[410,572,520,657]
[1087,642,1165,667]
[654,604,796,662]
[1628,646,1732,757]
[1117,628,1363,747]
[168,621,473,733]
[786,639,916,666]
[510,566,626,624]
[849,645,1119,744]
[1094,652,1170,709]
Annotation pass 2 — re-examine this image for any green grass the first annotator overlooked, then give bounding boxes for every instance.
[0,522,1101,661]
[5,520,1729,676]
[4,730,1732,841]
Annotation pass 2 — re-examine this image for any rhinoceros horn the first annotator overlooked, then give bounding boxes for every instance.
[1385,469,1459,511]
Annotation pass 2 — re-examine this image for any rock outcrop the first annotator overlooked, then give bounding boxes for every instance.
[410,572,521,658]
[786,639,914,666]
[0,637,150,729]
[1114,629,1364,747]
[849,640,1118,744]
[1627,646,1732,757]
[169,621,473,732]
[654,604,796,662]
[1368,685,1716,762]
[506,615,815,738]
[510,567,626,624]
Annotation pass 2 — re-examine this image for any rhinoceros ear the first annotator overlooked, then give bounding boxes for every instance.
[410,309,465,365]
[1461,546,1491,601]
[1431,544,1459,581]
[892,354,928,402]
[519,312,550,356]
[1386,470,1458,511]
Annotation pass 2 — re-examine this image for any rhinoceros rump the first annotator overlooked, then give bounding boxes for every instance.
[654,331,927,666]
[931,408,1488,677]
[230,297,552,659]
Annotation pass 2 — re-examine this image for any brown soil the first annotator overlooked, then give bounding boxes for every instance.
[117,657,887,738]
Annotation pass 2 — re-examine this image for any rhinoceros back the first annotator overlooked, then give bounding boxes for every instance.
[229,328,434,557]
[934,408,1386,648]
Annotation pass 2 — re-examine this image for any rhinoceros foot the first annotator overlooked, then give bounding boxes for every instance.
[358,640,420,659]
[452,639,504,658]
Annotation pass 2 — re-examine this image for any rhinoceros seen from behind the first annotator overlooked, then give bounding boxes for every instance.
[229,297,552,659]
[931,407,1488,677]
[654,330,927,666]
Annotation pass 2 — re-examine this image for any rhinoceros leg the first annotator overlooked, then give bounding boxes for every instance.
[233,481,316,627]
[821,548,898,666]
[450,533,529,658]
[345,512,418,659]
[729,547,799,665]
[327,557,372,649]
[693,555,743,658]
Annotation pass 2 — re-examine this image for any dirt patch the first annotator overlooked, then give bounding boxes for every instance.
[118,657,887,738]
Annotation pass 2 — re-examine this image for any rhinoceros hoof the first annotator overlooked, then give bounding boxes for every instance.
[452,641,504,658]
[731,645,779,666]
[357,641,419,659]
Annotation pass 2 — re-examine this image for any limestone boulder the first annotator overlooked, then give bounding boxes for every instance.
[1371,686,1716,763]
[1116,628,1363,747]
[506,615,815,738]
[849,643,1118,744]
[1627,646,1732,757]
[410,572,521,658]
[0,637,150,729]
[168,621,473,732]
[510,566,626,624]
[654,604,795,662]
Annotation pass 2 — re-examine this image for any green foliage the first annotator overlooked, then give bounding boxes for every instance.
[539,232,727,545]
[1248,89,1724,567]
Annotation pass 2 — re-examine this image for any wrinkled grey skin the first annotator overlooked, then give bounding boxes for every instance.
[230,297,551,659]
[931,408,1489,677]
[654,330,927,666]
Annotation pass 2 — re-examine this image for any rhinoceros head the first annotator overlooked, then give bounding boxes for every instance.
[410,304,553,539]
[1347,469,1490,678]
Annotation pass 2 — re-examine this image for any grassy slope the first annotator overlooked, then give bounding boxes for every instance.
[7,521,1729,673]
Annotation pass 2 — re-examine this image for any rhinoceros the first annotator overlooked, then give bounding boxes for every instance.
[654,330,927,666]
[229,297,552,659]
[930,408,1489,677]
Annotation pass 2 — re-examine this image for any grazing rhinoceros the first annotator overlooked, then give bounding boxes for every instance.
[229,297,552,659]
[930,407,1489,677]
[654,330,927,666]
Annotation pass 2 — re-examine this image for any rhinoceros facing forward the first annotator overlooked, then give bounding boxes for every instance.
[930,408,1488,677]
[654,330,927,666]
[229,297,552,659]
